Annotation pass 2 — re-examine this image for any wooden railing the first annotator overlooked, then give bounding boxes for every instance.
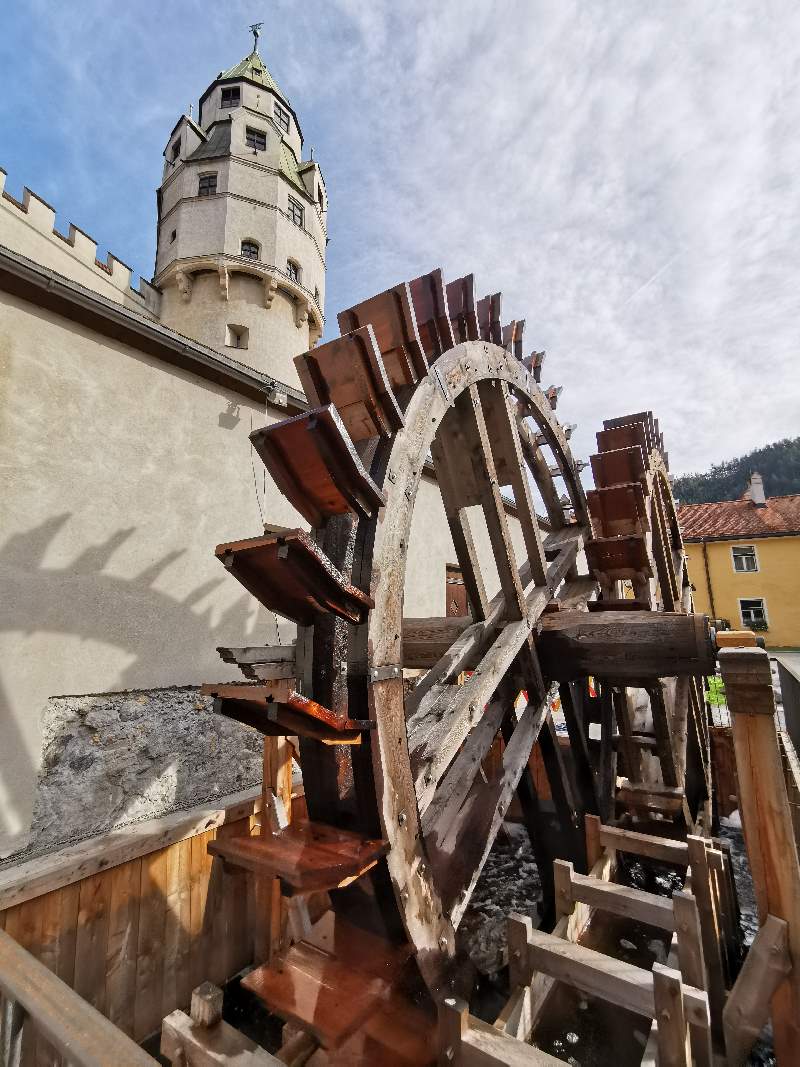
[0,927,155,1066]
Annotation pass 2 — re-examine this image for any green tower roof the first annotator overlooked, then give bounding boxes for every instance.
[218,50,288,104]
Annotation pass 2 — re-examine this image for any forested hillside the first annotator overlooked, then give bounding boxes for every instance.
[673,438,800,504]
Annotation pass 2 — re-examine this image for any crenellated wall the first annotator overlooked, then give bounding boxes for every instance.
[0,169,161,318]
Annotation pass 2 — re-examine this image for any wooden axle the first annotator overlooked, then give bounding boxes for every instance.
[402,609,715,679]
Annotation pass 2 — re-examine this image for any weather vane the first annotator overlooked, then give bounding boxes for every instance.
[249,22,263,54]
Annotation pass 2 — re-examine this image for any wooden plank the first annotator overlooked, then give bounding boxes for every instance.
[722,915,790,1066]
[0,788,261,912]
[686,836,726,1030]
[0,928,155,1067]
[72,872,111,1017]
[653,963,692,1067]
[673,889,711,1067]
[598,823,688,866]
[478,379,547,586]
[613,687,641,782]
[161,840,190,1021]
[525,928,709,1027]
[134,847,168,1041]
[558,861,676,930]
[105,858,141,1037]
[649,682,679,788]
[616,779,684,815]
[161,1007,282,1065]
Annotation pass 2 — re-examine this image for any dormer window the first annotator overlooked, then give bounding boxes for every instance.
[241,239,260,261]
[286,259,301,283]
[221,86,240,109]
[170,140,181,161]
[288,196,304,228]
[198,173,217,197]
[245,127,267,151]
[274,101,290,134]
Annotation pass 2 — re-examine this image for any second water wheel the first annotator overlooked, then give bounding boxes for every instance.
[206,267,714,1003]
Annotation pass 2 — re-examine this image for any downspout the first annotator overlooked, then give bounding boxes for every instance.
[702,540,717,620]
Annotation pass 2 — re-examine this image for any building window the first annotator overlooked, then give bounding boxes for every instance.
[286,259,301,283]
[225,323,249,350]
[170,140,181,161]
[198,173,217,197]
[241,239,260,261]
[732,545,758,573]
[245,126,267,151]
[740,597,768,631]
[170,229,177,243]
[274,101,290,133]
[288,196,304,227]
[221,86,240,109]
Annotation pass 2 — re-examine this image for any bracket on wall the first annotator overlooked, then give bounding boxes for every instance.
[264,275,279,309]
[175,269,193,303]
[295,296,310,329]
[218,265,229,301]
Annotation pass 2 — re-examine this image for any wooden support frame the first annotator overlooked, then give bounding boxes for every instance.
[438,996,562,1066]
[161,981,284,1066]
[553,859,676,930]
[723,914,791,1066]
[719,646,800,1063]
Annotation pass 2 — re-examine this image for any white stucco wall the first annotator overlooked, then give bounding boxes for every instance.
[0,288,303,856]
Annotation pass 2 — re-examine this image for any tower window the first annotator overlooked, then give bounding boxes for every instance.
[225,323,249,350]
[245,127,267,151]
[241,239,260,261]
[170,140,181,161]
[274,101,290,133]
[286,259,301,283]
[288,196,304,227]
[198,173,217,197]
[221,86,240,109]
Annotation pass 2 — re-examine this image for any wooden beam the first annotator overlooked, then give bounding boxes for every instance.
[438,996,562,1066]
[524,928,709,1026]
[723,915,791,1066]
[161,1006,282,1065]
[616,779,684,815]
[0,788,261,912]
[686,836,726,1029]
[0,929,155,1067]
[653,963,693,1067]
[554,860,677,930]
[719,646,800,1063]
[537,610,715,681]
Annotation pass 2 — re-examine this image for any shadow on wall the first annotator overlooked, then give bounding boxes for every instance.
[0,513,279,861]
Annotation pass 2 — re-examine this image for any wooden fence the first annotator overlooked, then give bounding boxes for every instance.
[0,787,263,1061]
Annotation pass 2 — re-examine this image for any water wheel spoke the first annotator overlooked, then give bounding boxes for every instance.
[428,698,549,920]
[477,379,548,587]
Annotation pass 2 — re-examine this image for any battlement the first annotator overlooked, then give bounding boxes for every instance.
[0,168,160,318]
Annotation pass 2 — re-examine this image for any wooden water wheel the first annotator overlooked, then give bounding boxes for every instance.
[204,268,715,1046]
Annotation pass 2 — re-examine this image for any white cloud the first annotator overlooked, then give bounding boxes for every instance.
[4,0,799,475]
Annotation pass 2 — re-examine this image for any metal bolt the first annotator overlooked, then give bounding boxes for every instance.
[419,863,427,875]
[446,1048,454,1061]
[401,888,409,903]
[439,935,449,951]
[398,811,407,827]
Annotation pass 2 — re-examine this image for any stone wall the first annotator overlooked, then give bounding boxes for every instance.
[6,684,261,864]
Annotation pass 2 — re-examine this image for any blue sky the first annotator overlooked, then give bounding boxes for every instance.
[2,1,800,475]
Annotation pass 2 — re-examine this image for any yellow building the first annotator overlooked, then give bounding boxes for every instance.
[677,474,800,650]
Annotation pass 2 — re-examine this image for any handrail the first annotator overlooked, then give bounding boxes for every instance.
[0,928,155,1066]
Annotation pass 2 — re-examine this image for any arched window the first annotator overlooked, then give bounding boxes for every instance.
[241,240,260,261]
[286,259,301,284]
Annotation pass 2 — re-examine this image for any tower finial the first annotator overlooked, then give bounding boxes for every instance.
[249,22,263,54]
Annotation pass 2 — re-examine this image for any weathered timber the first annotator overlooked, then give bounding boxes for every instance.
[203,684,369,743]
[616,779,684,815]
[162,1004,282,1065]
[653,963,693,1067]
[216,644,296,682]
[438,996,562,1066]
[216,531,373,626]
[408,267,456,362]
[536,610,714,681]
[250,405,386,527]
[208,820,388,894]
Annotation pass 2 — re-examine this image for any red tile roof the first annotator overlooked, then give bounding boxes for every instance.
[677,495,800,540]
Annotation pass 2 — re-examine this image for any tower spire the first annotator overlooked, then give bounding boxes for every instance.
[249,22,263,54]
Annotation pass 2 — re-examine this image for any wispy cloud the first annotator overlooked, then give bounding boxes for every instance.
[2,0,799,474]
